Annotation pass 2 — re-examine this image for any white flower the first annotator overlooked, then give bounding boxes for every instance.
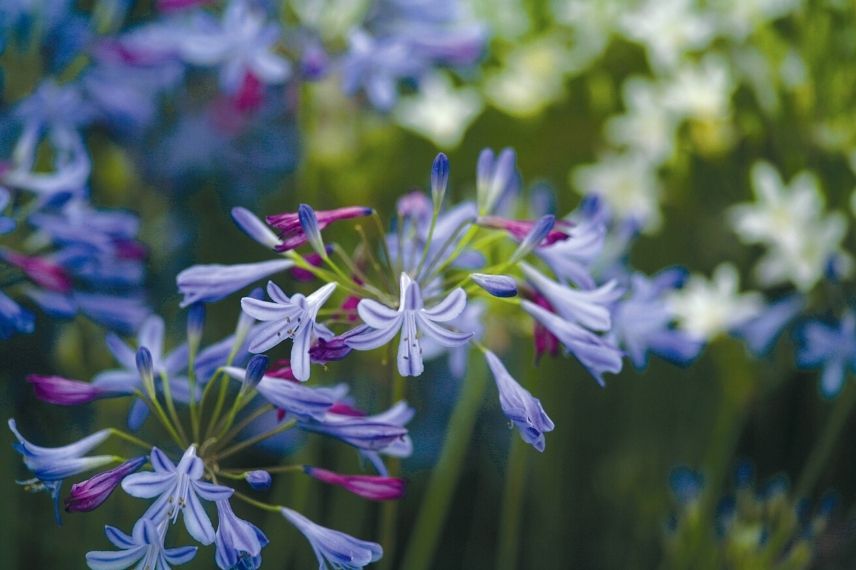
[484,34,570,118]
[605,77,678,164]
[710,0,801,42]
[394,73,484,148]
[571,151,662,232]
[662,54,735,121]
[668,263,763,340]
[620,0,715,70]
[729,162,849,291]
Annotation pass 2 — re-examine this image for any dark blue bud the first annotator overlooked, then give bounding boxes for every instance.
[471,273,517,298]
[431,153,449,208]
[244,355,269,388]
[245,470,272,490]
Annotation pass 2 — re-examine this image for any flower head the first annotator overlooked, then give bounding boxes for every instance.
[281,507,382,570]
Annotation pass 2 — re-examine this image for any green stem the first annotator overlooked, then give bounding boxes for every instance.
[159,372,188,445]
[109,429,154,451]
[378,349,404,570]
[496,414,528,570]
[212,419,297,462]
[234,491,283,513]
[400,354,488,570]
[187,344,200,443]
[217,404,275,449]
[795,381,856,498]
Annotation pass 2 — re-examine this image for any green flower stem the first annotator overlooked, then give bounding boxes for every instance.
[187,344,201,443]
[134,388,184,449]
[378,351,404,570]
[234,491,283,514]
[108,429,154,451]
[159,372,188,445]
[203,331,248,440]
[212,419,297,462]
[795,381,856,498]
[413,207,440,278]
[496,411,528,570]
[370,212,396,277]
[400,353,488,570]
[673,340,754,570]
[216,404,275,450]
[418,219,478,284]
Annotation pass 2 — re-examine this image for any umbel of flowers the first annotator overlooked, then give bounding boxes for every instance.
[12,301,409,569]
[178,150,704,454]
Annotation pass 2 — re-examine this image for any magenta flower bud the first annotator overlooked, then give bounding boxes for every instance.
[64,456,146,513]
[1,250,72,293]
[303,466,406,501]
[477,215,572,246]
[27,374,108,406]
[266,206,373,252]
[245,470,272,490]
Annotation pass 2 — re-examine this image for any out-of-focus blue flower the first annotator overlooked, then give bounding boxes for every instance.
[346,273,472,377]
[281,507,382,570]
[180,0,290,93]
[214,499,268,570]
[476,147,517,215]
[299,401,412,452]
[178,259,295,307]
[484,350,554,452]
[669,466,704,507]
[796,313,856,398]
[122,446,233,545]
[733,295,805,357]
[0,290,35,339]
[611,270,703,369]
[85,518,198,570]
[241,281,337,380]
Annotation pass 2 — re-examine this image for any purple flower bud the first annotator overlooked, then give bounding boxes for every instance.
[304,466,406,501]
[470,273,517,298]
[135,347,154,393]
[298,204,326,259]
[244,355,269,389]
[431,153,449,208]
[64,456,146,513]
[245,470,272,490]
[187,302,206,349]
[510,215,555,263]
[27,375,109,406]
[266,206,373,252]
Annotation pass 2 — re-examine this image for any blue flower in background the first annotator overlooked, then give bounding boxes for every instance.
[281,507,382,570]
[796,313,856,397]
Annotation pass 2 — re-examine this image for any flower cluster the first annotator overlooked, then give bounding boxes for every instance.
[12,300,410,568]
[666,463,838,569]
[178,150,703,453]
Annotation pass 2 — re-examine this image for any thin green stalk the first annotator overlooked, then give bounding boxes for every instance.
[109,429,154,451]
[795,381,856,498]
[213,419,297,462]
[496,410,528,570]
[400,354,488,570]
[217,404,275,449]
[234,491,283,513]
[187,344,201,443]
[159,372,188,445]
[418,222,478,284]
[379,350,403,570]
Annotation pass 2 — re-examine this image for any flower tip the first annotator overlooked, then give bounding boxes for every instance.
[135,347,153,377]
[431,152,450,206]
[244,355,269,388]
[471,273,517,298]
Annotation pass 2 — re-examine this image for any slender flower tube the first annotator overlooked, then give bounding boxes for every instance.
[240,281,338,380]
[27,375,114,406]
[121,446,234,545]
[231,207,283,249]
[346,273,472,377]
[222,366,335,420]
[299,402,411,451]
[65,456,147,513]
[521,300,623,385]
[281,507,382,570]
[177,259,295,307]
[298,204,327,259]
[214,499,269,570]
[304,466,406,501]
[85,518,197,570]
[477,216,572,246]
[476,147,517,214]
[9,419,115,482]
[266,206,373,252]
[484,350,554,452]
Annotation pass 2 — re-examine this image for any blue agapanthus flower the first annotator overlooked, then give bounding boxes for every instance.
[796,312,856,397]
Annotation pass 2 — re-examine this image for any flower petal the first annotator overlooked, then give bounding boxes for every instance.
[422,288,467,322]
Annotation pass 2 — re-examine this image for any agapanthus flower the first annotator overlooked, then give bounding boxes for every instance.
[241,281,338,380]
[346,273,473,377]
[281,507,382,570]
[177,259,295,307]
[484,350,555,451]
[85,518,198,570]
[122,446,234,545]
[796,313,856,398]
[214,499,269,570]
